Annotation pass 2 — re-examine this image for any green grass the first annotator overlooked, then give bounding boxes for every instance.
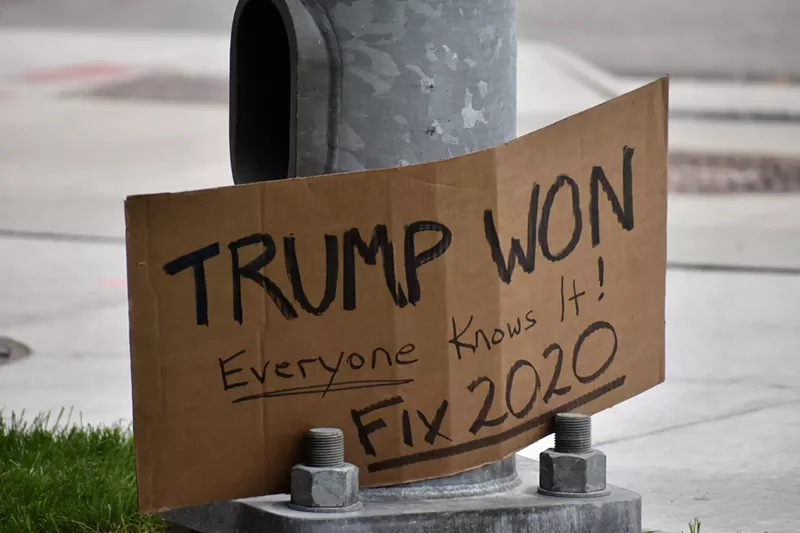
[0,410,165,533]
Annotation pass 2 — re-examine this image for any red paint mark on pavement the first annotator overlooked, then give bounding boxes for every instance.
[96,279,128,288]
[18,63,134,84]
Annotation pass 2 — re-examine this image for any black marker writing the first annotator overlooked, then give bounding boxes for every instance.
[284,234,338,315]
[484,184,540,284]
[367,375,627,473]
[224,344,420,404]
[539,175,582,262]
[165,222,452,326]
[402,410,414,447]
[275,362,294,378]
[417,400,452,444]
[229,234,297,323]
[343,226,408,310]
[318,351,345,398]
[250,361,269,384]
[591,147,635,247]
[467,376,508,434]
[597,256,605,301]
[542,343,571,403]
[568,279,586,317]
[573,320,617,384]
[162,242,220,326]
[218,350,248,390]
[483,146,636,284]
[448,312,537,360]
[404,221,453,305]
[352,396,405,456]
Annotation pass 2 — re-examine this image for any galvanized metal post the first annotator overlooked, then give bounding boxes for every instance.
[228,0,518,499]
[160,2,642,531]
[229,0,516,184]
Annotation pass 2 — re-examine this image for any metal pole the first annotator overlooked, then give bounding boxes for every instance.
[229,0,516,183]
[160,3,643,531]
[228,0,518,494]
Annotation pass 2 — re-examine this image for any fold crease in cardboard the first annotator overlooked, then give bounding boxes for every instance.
[126,78,669,512]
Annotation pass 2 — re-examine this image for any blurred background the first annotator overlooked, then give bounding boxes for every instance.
[1,1,799,531]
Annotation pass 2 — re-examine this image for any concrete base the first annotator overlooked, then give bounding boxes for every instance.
[162,456,641,533]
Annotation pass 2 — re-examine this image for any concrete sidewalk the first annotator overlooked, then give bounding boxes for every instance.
[4,28,800,156]
[3,233,798,532]
[2,28,800,533]
[4,29,800,272]
[517,41,800,158]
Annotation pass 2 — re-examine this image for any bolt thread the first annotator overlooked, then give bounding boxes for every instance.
[553,413,592,453]
[307,427,345,467]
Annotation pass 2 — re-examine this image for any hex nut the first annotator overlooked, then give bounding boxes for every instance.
[539,448,607,495]
[290,463,360,510]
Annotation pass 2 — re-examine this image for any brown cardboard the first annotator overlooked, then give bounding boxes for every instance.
[126,78,669,512]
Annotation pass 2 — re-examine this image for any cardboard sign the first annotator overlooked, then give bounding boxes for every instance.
[126,78,668,512]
